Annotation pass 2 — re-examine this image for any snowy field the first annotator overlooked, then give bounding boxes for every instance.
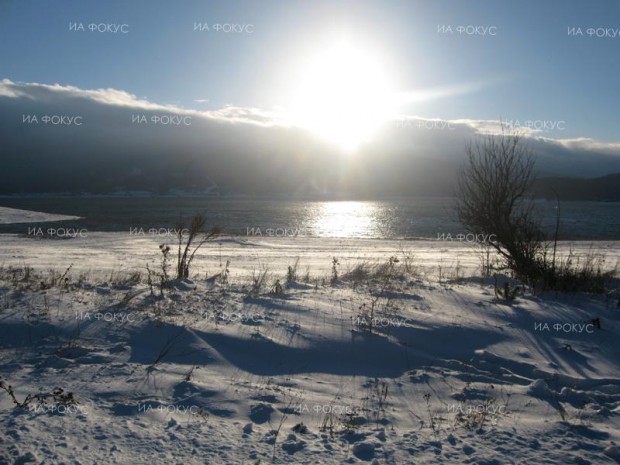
[1,222,620,464]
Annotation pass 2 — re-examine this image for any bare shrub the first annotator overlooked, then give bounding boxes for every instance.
[174,213,220,280]
[456,128,615,292]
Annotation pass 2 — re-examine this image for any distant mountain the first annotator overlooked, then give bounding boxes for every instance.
[533,173,620,201]
[3,80,620,198]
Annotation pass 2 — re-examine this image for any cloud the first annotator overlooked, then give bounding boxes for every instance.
[0,79,28,98]
[0,79,619,196]
[207,105,289,127]
[0,79,279,126]
[397,79,501,104]
[554,137,620,154]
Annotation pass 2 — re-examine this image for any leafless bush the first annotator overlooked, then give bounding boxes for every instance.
[456,128,614,293]
[0,375,76,410]
[174,213,220,280]
[248,266,269,297]
[286,257,299,286]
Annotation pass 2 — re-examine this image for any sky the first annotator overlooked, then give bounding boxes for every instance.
[0,0,620,195]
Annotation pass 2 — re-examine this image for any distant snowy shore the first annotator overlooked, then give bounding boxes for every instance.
[0,206,81,224]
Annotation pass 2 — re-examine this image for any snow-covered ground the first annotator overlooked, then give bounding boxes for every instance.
[0,207,81,225]
[1,230,619,464]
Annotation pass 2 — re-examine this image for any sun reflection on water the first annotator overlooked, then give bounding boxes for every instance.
[310,201,381,238]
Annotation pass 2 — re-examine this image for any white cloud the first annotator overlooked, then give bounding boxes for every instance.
[554,137,620,154]
[0,79,285,128]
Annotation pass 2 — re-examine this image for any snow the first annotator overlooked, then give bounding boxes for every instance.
[0,233,619,464]
[0,206,81,225]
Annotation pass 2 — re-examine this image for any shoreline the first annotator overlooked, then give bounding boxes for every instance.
[1,232,618,277]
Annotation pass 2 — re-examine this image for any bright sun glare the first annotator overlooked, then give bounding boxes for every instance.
[288,40,396,152]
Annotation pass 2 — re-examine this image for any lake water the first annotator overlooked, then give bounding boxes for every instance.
[0,196,618,240]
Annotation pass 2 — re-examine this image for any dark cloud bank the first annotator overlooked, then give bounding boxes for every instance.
[1,79,619,199]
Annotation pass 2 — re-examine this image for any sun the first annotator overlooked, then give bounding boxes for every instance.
[287,39,396,152]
